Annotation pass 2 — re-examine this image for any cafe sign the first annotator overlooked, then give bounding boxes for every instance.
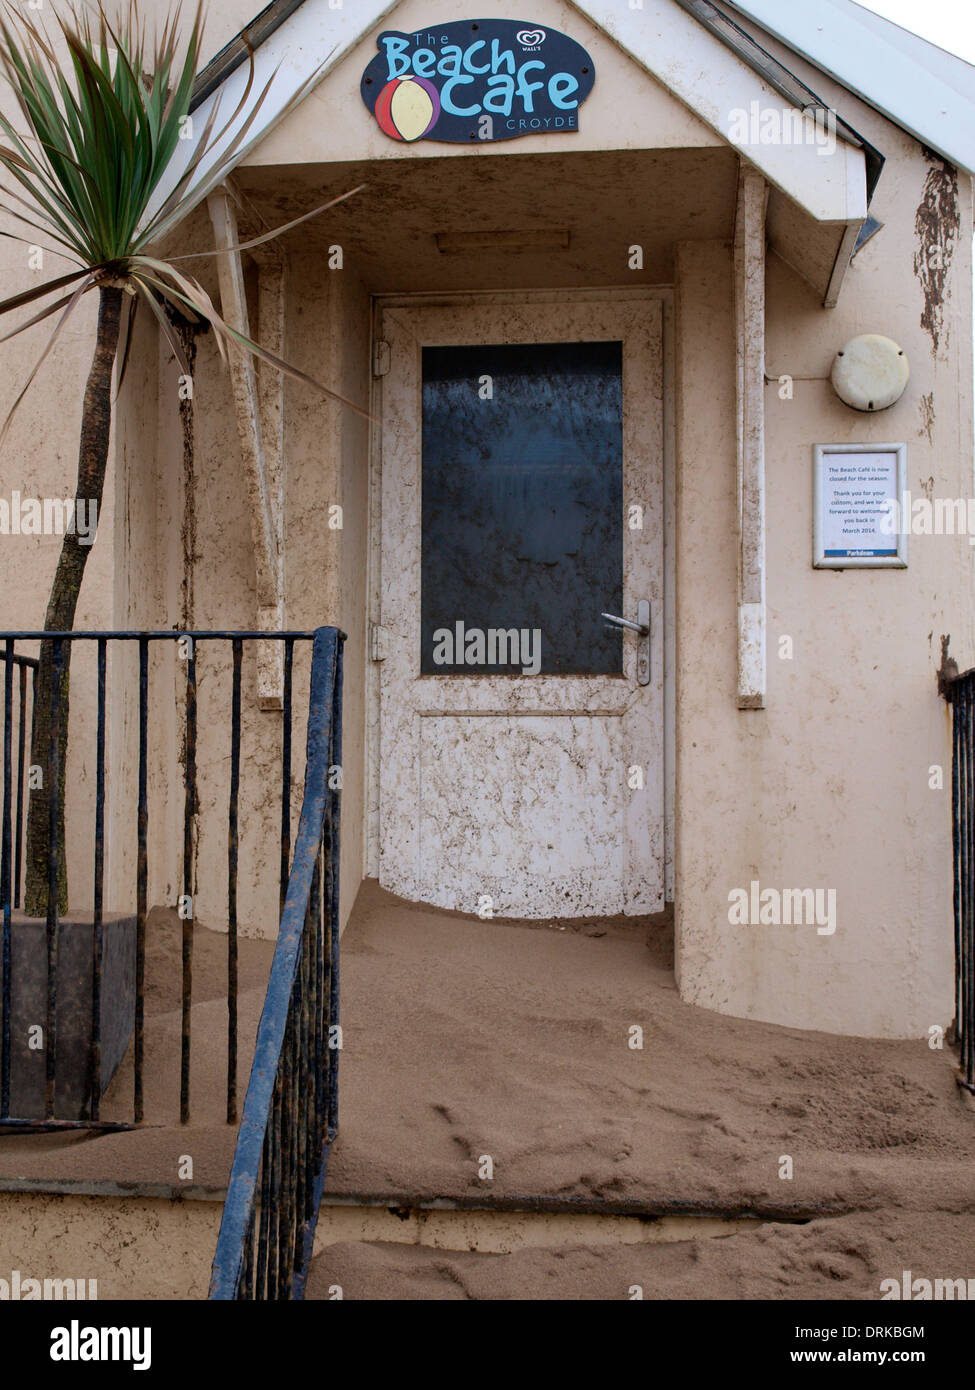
[360,19,596,143]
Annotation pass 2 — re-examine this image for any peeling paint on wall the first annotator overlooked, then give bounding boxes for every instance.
[917,391,935,443]
[913,150,959,357]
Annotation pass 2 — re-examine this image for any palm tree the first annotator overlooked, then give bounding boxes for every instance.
[0,0,361,915]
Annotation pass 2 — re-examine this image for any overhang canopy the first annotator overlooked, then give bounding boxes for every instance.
[149,0,885,304]
[726,0,975,177]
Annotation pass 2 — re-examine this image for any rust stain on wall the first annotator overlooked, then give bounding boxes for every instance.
[177,327,199,632]
[913,150,960,356]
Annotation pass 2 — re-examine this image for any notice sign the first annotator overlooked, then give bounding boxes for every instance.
[360,20,595,143]
[813,442,908,568]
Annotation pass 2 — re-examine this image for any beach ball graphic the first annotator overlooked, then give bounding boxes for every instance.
[375,75,440,141]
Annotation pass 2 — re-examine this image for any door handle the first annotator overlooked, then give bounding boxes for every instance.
[601,611,648,635]
[602,601,651,686]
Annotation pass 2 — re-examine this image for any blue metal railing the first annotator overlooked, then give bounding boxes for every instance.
[210,625,344,1300]
[0,629,318,1129]
[0,648,35,917]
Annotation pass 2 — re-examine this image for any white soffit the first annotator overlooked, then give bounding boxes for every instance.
[725,0,975,174]
[575,0,866,222]
[149,0,867,232]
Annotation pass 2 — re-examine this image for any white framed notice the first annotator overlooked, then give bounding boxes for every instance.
[813,442,908,568]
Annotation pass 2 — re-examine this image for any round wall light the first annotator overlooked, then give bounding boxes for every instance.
[830,334,909,412]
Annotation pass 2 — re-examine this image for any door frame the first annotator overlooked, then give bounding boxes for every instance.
[365,286,676,905]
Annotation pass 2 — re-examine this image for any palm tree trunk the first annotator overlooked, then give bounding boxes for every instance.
[23,285,124,918]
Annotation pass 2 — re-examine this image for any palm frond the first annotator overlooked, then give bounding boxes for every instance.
[0,0,364,438]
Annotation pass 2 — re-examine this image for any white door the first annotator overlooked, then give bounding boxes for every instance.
[377,296,663,918]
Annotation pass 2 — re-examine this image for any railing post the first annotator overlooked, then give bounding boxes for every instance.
[0,626,339,1226]
[14,662,28,910]
[45,640,63,1120]
[210,625,344,1299]
[327,636,344,1140]
[962,681,968,1084]
[942,647,975,1095]
[135,637,149,1123]
[1,639,14,1119]
[181,638,198,1125]
[280,638,294,915]
[228,637,242,1124]
[88,638,107,1121]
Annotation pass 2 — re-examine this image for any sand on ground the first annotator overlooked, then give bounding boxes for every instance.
[2,881,972,1300]
[308,879,975,1299]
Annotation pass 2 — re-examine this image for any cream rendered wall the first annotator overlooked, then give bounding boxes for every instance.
[198,0,975,1030]
[284,253,372,929]
[2,0,974,1043]
[0,246,111,914]
[110,300,170,919]
[0,1191,222,1300]
[0,0,374,932]
[195,0,257,58]
[674,119,974,1037]
[107,228,371,937]
[0,1,713,929]
[246,0,721,168]
[102,0,255,67]
[0,0,261,918]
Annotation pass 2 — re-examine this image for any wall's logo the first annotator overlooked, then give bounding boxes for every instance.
[361,20,595,144]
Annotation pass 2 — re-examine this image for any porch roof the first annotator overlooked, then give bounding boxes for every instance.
[727,0,975,175]
[156,0,873,232]
[146,0,974,312]
[191,0,975,176]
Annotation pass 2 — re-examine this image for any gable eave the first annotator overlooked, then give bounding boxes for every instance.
[725,0,975,175]
[150,0,867,237]
[191,0,311,111]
